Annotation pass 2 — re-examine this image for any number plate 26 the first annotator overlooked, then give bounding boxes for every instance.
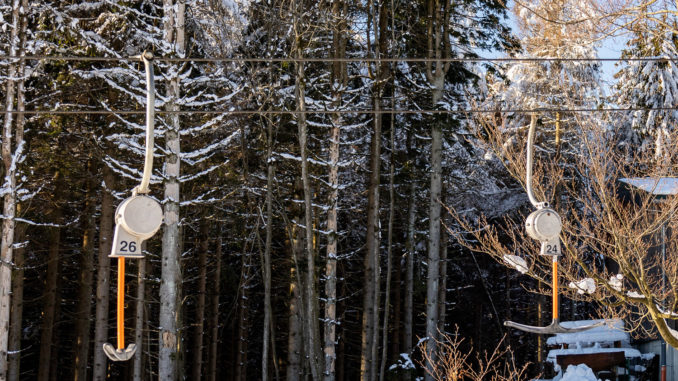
[111,225,144,258]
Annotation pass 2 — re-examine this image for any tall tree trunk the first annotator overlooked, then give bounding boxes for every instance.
[293,5,323,377]
[391,241,401,363]
[0,1,26,377]
[262,117,278,381]
[379,114,396,381]
[437,226,448,334]
[38,200,61,381]
[404,131,416,357]
[361,1,387,379]
[286,264,302,381]
[192,223,208,381]
[93,166,114,381]
[325,2,346,379]
[8,220,25,381]
[49,280,62,381]
[287,175,306,381]
[337,326,345,381]
[235,255,250,381]
[7,2,27,375]
[424,119,443,381]
[159,1,185,379]
[360,97,381,381]
[133,254,147,381]
[207,237,222,381]
[324,103,340,381]
[423,1,450,377]
[74,160,95,381]
[235,121,255,381]
[387,0,401,366]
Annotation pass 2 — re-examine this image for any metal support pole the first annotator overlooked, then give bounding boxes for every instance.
[661,223,667,380]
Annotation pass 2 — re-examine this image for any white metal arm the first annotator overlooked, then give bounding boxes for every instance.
[526,113,547,209]
[135,51,155,195]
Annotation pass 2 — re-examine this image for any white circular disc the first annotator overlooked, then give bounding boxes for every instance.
[118,196,163,239]
[526,208,562,241]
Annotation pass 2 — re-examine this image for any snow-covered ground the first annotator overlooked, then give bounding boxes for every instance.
[539,319,654,380]
[534,364,600,381]
[558,364,599,381]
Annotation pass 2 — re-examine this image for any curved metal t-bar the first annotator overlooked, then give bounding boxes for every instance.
[136,51,155,195]
[505,254,605,334]
[525,113,542,208]
[505,319,605,334]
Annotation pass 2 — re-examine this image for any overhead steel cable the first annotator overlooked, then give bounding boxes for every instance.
[1,55,678,63]
[1,107,676,115]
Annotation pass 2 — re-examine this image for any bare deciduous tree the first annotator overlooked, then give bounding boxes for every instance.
[452,112,678,348]
[418,327,530,381]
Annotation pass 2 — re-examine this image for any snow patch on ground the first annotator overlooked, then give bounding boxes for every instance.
[558,364,599,381]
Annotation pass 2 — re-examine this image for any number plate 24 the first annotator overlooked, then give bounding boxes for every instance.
[540,238,561,256]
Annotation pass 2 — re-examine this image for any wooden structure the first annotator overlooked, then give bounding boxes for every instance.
[556,351,625,373]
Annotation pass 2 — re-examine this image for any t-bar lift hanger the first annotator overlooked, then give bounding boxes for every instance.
[504,113,603,335]
[103,51,164,361]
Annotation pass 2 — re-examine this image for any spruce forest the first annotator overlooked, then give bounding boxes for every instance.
[3,0,678,380]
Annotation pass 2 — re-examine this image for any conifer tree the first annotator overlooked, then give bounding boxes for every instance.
[614,27,678,160]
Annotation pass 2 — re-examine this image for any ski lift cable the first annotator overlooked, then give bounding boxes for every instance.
[2,55,678,63]
[1,106,678,115]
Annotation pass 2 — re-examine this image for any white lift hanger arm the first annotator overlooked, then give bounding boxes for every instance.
[136,51,155,195]
[526,113,547,209]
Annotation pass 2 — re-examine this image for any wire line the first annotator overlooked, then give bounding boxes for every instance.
[1,107,676,115]
[1,55,678,63]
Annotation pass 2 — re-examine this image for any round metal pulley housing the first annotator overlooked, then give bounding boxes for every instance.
[525,208,562,242]
[115,195,163,240]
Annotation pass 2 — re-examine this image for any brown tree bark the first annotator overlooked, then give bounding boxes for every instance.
[7,219,25,381]
[74,160,95,381]
[93,166,114,381]
[287,269,302,381]
[361,1,388,380]
[404,131,416,357]
[379,106,396,381]
[262,116,280,381]
[324,2,347,379]
[287,189,304,381]
[192,222,208,381]
[438,227,448,334]
[159,0,185,378]
[38,194,61,381]
[424,1,451,379]
[1,1,27,377]
[133,256,147,381]
[207,236,222,381]
[6,1,27,375]
[292,2,323,376]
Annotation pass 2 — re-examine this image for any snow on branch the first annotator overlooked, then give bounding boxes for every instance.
[177,162,224,183]
[181,130,240,160]
[502,254,528,274]
[569,278,596,295]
